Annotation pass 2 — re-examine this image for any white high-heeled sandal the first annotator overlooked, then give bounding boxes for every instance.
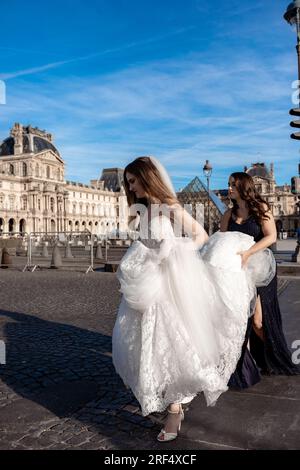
[157,404,184,442]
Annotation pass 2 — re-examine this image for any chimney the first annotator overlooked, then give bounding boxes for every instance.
[10,123,23,155]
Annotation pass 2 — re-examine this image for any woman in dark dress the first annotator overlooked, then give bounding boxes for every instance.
[220,172,300,389]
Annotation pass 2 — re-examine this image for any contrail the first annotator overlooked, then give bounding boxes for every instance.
[0,26,195,81]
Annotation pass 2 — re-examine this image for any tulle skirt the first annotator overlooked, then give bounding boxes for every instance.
[112,231,276,416]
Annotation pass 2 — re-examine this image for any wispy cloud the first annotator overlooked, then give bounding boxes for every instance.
[0,39,297,189]
[0,61,74,80]
[0,26,195,81]
[224,0,265,18]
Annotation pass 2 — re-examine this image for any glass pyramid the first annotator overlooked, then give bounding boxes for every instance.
[181,176,227,215]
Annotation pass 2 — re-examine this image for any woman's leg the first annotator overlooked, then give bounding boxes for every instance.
[163,403,183,433]
[252,295,264,341]
[157,402,184,442]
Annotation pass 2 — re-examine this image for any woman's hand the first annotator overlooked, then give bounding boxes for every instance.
[237,250,252,268]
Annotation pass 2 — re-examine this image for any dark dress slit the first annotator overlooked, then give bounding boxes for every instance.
[227,215,300,389]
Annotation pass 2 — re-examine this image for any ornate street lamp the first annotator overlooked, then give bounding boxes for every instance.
[284,1,300,81]
[203,160,213,235]
[284,1,300,138]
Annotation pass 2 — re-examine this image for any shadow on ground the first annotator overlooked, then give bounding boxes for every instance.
[0,309,159,449]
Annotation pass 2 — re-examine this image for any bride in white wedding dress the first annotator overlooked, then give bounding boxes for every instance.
[112,156,275,442]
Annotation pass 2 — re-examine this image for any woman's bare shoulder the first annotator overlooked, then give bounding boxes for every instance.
[220,208,232,231]
[221,208,232,220]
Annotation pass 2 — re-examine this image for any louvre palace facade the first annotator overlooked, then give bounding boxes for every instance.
[0,123,128,236]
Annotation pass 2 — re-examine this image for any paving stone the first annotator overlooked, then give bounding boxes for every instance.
[0,271,299,450]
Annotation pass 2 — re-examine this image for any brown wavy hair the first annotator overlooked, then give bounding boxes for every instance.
[123,156,178,207]
[230,172,270,223]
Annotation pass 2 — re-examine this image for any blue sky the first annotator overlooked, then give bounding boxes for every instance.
[0,0,299,189]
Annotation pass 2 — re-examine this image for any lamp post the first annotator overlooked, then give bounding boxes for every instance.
[203,160,212,235]
[284,1,300,138]
[284,1,300,90]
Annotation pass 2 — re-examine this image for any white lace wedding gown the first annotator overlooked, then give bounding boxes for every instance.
[112,215,275,416]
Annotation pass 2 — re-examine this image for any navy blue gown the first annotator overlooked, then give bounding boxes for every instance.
[227,215,300,389]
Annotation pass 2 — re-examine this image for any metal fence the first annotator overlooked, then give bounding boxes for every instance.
[25,231,102,273]
[0,232,28,269]
[0,230,134,272]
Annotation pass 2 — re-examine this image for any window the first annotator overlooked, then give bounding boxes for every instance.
[24,184,26,190]
[22,162,27,177]
[46,166,50,178]
[86,193,88,199]
[73,192,75,198]
[22,197,27,211]
[0,195,4,208]
[38,199,41,211]
[50,197,55,212]
[9,196,14,210]
[35,164,39,177]
[9,164,14,175]
[0,181,2,188]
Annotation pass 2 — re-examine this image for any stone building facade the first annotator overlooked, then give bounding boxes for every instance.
[0,123,128,236]
[178,162,300,236]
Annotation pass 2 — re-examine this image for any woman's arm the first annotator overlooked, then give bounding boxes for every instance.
[220,209,232,232]
[238,208,277,267]
[173,204,208,247]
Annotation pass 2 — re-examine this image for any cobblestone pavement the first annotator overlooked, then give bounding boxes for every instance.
[0,271,297,450]
[0,271,163,450]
